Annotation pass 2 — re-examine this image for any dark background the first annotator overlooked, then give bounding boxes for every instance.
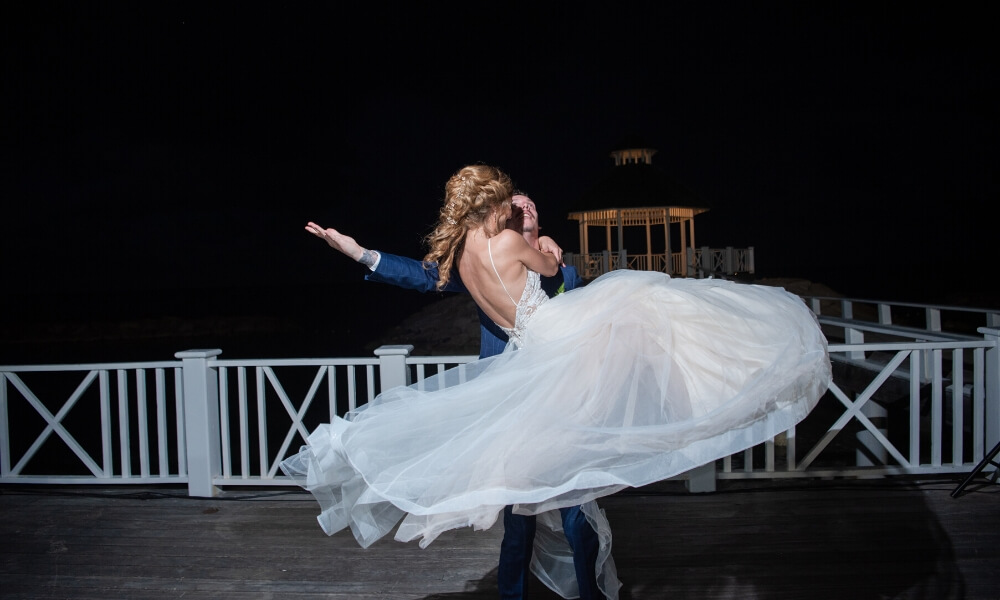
[2,3,997,360]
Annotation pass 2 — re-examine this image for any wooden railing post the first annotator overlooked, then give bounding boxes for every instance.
[176,349,223,498]
[686,462,716,493]
[563,252,576,273]
[877,302,893,325]
[841,300,866,361]
[857,400,889,468]
[697,246,710,277]
[979,327,1000,450]
[375,345,413,392]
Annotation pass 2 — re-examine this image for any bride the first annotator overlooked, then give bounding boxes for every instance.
[282,164,831,598]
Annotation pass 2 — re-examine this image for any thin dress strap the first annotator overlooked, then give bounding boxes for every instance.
[488,237,518,306]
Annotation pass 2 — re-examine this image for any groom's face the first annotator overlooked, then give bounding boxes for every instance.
[507,203,525,234]
[512,195,538,233]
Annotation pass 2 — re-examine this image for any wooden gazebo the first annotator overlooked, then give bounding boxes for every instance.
[566,143,711,278]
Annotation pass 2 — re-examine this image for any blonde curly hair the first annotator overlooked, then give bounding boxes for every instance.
[424,164,514,290]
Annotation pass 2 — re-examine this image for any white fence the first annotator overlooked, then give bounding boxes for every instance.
[0,348,478,496]
[564,246,754,280]
[2,300,998,497]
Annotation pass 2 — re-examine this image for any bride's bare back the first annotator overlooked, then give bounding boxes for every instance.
[459,228,557,330]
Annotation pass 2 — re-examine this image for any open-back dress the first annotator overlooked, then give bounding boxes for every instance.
[281,266,831,599]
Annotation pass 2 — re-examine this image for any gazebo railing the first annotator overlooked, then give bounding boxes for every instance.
[564,247,754,280]
[626,253,671,273]
[690,246,755,278]
[564,250,626,279]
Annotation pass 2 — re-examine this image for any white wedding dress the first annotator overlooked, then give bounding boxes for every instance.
[281,268,831,599]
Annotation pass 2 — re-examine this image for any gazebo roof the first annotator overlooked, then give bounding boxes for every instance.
[571,162,710,213]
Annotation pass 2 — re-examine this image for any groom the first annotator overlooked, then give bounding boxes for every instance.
[307,193,603,599]
[367,193,581,356]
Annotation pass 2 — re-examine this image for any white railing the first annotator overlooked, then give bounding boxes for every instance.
[801,295,1000,336]
[0,360,187,485]
[625,253,671,273]
[691,246,755,278]
[2,315,998,497]
[564,246,754,280]
[206,347,476,490]
[720,336,996,480]
[564,250,626,279]
[0,347,478,496]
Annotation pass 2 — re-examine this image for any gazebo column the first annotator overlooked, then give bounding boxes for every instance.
[645,219,652,272]
[680,217,689,273]
[664,214,672,275]
[686,217,696,276]
[617,209,624,254]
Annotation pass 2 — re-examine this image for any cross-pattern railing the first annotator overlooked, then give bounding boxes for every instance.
[2,313,998,497]
[690,246,755,278]
[564,247,754,280]
[801,295,1000,336]
[0,361,186,485]
[720,339,993,480]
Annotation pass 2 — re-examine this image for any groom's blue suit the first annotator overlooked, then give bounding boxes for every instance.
[364,253,602,600]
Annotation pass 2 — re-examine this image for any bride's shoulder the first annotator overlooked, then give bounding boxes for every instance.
[488,229,527,252]
[493,229,525,243]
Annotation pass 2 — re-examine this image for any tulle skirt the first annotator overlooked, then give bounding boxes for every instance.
[281,271,831,598]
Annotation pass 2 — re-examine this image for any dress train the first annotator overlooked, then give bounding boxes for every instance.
[281,271,832,599]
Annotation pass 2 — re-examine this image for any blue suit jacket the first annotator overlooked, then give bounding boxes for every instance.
[366,254,582,358]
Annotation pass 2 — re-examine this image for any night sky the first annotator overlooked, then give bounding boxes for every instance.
[3,3,998,328]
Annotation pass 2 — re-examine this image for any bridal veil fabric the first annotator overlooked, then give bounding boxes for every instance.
[281,270,831,598]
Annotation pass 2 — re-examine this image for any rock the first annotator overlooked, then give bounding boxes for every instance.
[364,293,481,356]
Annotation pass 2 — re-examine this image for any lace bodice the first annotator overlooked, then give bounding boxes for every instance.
[497,270,548,348]
[488,238,549,348]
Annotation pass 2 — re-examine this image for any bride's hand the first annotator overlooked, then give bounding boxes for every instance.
[538,235,564,266]
[305,222,364,261]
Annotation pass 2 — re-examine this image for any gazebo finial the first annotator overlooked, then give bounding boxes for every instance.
[610,146,657,166]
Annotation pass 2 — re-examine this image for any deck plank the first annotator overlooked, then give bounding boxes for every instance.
[1,478,998,599]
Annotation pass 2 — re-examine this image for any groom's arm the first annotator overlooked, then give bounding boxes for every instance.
[365,252,468,293]
[368,252,503,358]
[303,223,467,293]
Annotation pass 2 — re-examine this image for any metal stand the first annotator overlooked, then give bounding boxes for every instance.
[951,440,1000,498]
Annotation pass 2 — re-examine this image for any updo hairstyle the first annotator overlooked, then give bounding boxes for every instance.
[424,164,514,290]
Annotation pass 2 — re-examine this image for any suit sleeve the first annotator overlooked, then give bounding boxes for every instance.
[365,252,467,293]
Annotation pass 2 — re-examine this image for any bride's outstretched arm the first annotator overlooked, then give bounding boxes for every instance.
[305,221,379,267]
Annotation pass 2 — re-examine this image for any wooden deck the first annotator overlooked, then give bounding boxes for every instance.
[2,477,998,599]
